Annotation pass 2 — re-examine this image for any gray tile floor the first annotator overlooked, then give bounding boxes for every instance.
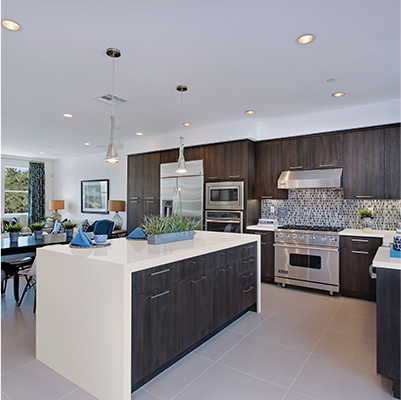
[1,280,396,400]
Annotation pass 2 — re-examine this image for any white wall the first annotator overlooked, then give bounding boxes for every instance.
[52,153,127,228]
[256,99,401,140]
[1,156,54,227]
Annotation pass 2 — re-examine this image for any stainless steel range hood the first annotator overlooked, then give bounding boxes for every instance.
[277,168,342,189]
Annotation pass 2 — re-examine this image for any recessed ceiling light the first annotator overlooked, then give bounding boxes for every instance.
[136,132,143,136]
[332,92,345,97]
[63,113,73,118]
[183,122,191,126]
[2,20,21,31]
[297,34,315,44]
[39,152,44,155]
[326,78,335,83]
[84,143,91,146]
[245,110,255,115]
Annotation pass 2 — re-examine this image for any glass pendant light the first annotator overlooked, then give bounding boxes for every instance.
[104,48,121,164]
[175,85,188,174]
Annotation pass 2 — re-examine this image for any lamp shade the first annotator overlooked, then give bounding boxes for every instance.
[49,200,64,210]
[108,200,126,212]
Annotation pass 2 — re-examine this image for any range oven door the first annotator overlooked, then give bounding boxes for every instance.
[205,210,243,233]
[273,243,339,287]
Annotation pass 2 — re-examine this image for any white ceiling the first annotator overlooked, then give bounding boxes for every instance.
[1,0,400,160]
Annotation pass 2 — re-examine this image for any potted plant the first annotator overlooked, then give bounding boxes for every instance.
[141,215,200,245]
[6,223,23,242]
[30,222,45,240]
[359,208,373,231]
[64,221,77,239]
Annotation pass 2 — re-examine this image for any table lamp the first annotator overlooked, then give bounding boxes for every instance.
[108,200,126,230]
[49,200,64,221]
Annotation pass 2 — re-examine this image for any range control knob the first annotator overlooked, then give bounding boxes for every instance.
[277,233,284,239]
[310,235,316,241]
[321,236,327,242]
[292,234,297,240]
[285,234,291,240]
[329,236,336,242]
[298,234,304,240]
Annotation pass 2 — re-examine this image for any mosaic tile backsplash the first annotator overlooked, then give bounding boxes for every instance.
[261,189,401,231]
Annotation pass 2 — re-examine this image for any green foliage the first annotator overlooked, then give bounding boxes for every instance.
[141,215,200,235]
[30,222,45,231]
[4,167,29,214]
[64,222,77,229]
[5,223,23,233]
[359,208,373,218]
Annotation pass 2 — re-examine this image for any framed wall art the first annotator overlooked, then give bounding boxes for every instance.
[81,179,109,214]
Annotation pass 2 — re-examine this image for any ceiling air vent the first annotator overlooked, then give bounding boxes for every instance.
[94,93,128,106]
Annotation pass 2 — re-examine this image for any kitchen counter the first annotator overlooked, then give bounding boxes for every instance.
[339,228,397,244]
[36,231,261,400]
[373,246,401,271]
[246,224,277,231]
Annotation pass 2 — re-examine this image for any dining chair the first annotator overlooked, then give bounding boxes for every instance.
[17,258,37,313]
[93,220,115,239]
[1,256,34,299]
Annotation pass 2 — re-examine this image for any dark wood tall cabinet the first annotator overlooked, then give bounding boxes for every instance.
[127,152,160,232]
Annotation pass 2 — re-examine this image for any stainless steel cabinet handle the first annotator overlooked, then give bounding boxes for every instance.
[131,200,139,203]
[351,250,369,255]
[206,219,241,224]
[149,290,170,299]
[261,242,266,245]
[208,176,219,179]
[146,196,155,199]
[150,268,170,276]
[243,272,254,279]
[229,175,240,178]
[131,196,139,199]
[289,166,302,170]
[369,264,377,279]
[319,164,334,168]
[261,196,272,199]
[356,195,372,198]
[220,266,234,272]
[146,200,155,203]
[190,276,206,284]
[242,258,254,264]
[273,243,339,252]
[351,239,369,243]
[243,286,254,293]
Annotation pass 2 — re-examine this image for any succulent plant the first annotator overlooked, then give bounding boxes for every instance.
[6,223,23,233]
[64,221,77,229]
[30,222,45,231]
[359,208,373,218]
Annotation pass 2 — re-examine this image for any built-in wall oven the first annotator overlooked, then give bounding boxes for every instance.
[273,225,342,295]
[205,210,243,233]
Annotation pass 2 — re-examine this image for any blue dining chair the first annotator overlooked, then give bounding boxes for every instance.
[93,220,115,239]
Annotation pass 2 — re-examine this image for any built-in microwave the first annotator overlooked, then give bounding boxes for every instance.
[205,181,244,210]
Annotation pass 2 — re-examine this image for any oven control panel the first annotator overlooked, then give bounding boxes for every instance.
[275,230,339,247]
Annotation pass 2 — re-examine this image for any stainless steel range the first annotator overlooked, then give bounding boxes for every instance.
[273,225,342,295]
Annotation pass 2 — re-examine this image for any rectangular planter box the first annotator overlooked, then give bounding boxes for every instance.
[147,231,194,245]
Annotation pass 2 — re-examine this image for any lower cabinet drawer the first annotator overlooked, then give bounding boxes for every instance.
[238,284,256,312]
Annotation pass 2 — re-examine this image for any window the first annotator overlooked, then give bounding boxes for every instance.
[4,166,29,214]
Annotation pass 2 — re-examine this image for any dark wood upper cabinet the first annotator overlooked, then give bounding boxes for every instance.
[160,149,179,164]
[343,128,385,199]
[310,133,343,169]
[224,141,248,180]
[184,145,204,162]
[255,140,287,199]
[204,143,226,181]
[384,124,401,199]
[281,136,311,171]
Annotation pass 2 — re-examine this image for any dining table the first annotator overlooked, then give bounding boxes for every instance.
[1,233,71,301]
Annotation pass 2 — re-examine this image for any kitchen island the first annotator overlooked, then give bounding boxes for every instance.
[372,246,401,399]
[36,231,260,400]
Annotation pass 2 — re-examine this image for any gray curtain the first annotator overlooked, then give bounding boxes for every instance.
[28,162,46,225]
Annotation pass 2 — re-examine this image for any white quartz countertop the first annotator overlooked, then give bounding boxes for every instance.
[39,230,259,273]
[339,229,398,244]
[372,246,401,271]
[246,225,277,232]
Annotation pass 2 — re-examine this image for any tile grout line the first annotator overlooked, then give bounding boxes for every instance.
[1,359,37,377]
[1,390,13,400]
[282,296,345,398]
[56,388,80,400]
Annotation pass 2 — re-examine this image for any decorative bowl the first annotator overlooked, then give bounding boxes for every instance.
[94,234,107,244]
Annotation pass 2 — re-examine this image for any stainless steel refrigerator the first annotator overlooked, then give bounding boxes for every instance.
[160,160,204,224]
